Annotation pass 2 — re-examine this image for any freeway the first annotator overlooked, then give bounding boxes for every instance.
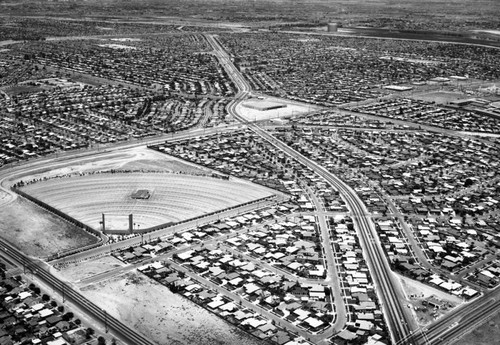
[0,121,253,344]
[205,33,416,344]
[0,125,239,207]
[207,31,500,345]
[0,237,156,345]
[252,126,417,344]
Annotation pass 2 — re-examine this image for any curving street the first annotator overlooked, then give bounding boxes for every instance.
[205,32,416,344]
[0,28,497,345]
[205,31,500,345]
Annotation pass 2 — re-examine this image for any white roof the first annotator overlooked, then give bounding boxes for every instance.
[177,250,194,260]
[244,283,261,294]
[293,308,310,320]
[19,291,32,300]
[39,309,53,318]
[305,316,324,328]
[46,339,67,345]
[287,262,303,270]
[31,303,45,312]
[207,299,225,309]
[480,270,495,278]
[243,317,267,328]
[220,302,236,311]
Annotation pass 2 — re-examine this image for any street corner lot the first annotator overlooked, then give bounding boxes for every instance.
[19,172,275,231]
[236,96,318,122]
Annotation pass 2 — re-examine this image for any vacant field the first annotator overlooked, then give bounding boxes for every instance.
[20,172,274,231]
[57,255,126,282]
[80,271,267,345]
[19,147,208,182]
[2,84,47,96]
[455,311,500,345]
[409,91,467,104]
[0,198,97,258]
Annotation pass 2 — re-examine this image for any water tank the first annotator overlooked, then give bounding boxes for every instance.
[327,23,338,32]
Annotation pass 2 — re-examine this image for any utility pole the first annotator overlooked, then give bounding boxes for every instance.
[61,282,66,303]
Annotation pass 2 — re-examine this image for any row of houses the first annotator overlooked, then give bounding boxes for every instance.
[139,260,326,343]
[26,34,235,96]
[273,129,389,215]
[294,112,392,129]
[406,216,495,290]
[0,275,90,345]
[150,130,326,196]
[0,84,213,166]
[220,32,498,106]
[222,214,326,279]
[348,97,500,134]
[328,215,390,345]
[465,260,500,288]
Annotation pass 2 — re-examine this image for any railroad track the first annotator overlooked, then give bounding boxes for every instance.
[411,288,500,345]
[0,238,156,345]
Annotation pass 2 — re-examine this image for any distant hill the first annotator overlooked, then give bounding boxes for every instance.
[0,0,498,32]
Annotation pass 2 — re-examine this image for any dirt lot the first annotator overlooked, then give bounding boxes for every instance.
[455,311,500,345]
[79,271,266,345]
[0,198,97,258]
[2,84,47,95]
[18,147,209,181]
[398,274,463,326]
[56,255,126,282]
[0,147,222,257]
[408,91,466,104]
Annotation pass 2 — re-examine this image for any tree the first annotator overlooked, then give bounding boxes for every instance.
[85,328,95,339]
[97,336,106,345]
[62,312,74,321]
[42,294,50,302]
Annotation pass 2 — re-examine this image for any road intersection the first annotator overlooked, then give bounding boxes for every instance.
[0,30,498,345]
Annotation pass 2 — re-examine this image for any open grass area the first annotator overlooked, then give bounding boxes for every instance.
[20,172,274,231]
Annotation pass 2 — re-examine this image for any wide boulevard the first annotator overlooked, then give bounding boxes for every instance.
[204,32,500,345]
[0,29,498,345]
